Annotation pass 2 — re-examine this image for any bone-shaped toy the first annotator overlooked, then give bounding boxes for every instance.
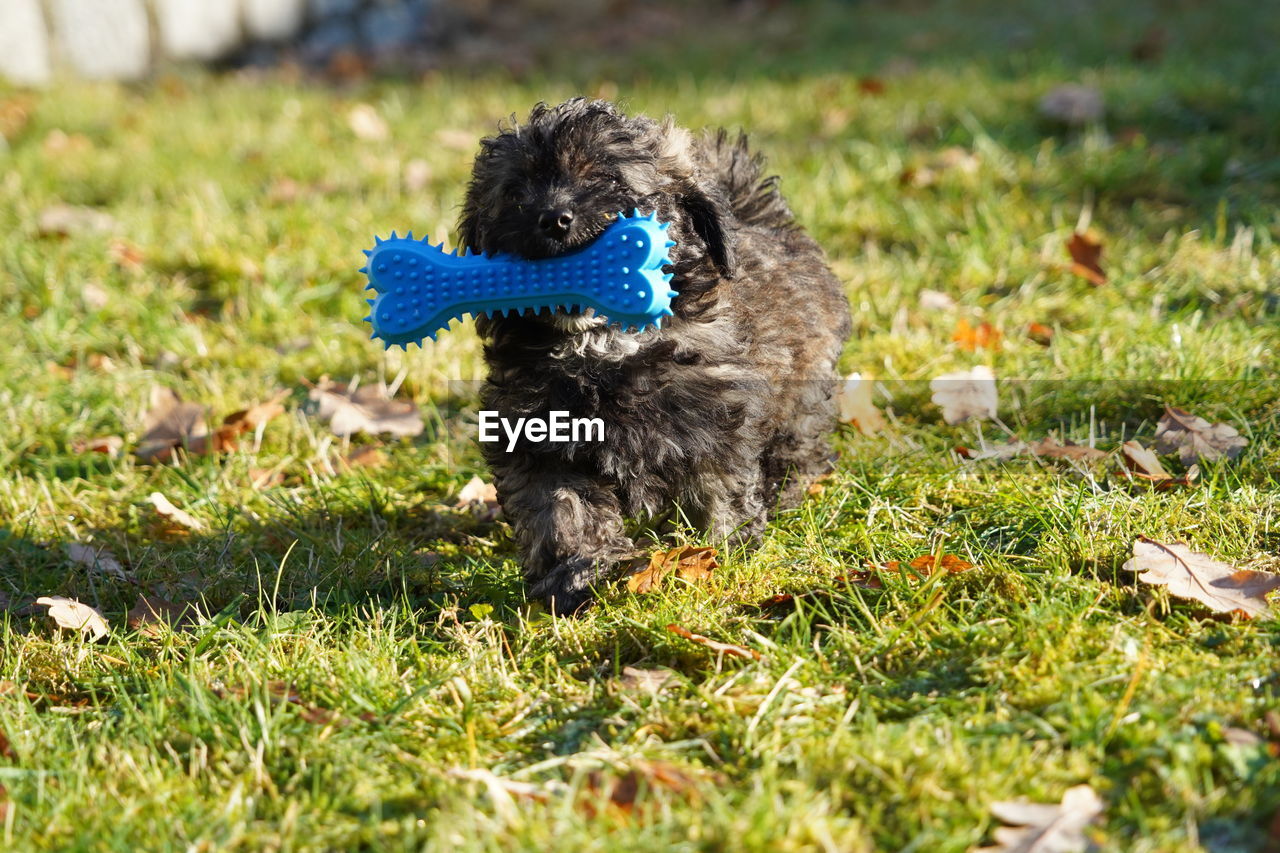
[361,210,678,349]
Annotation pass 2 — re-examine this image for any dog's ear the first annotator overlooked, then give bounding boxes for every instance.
[679,179,737,279]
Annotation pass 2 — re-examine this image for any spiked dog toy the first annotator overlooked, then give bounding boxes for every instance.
[361,210,678,349]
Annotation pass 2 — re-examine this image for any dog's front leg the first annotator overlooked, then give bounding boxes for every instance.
[493,460,634,614]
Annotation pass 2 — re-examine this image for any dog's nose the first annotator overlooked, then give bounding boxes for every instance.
[537,208,575,238]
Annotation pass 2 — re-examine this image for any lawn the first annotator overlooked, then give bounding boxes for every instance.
[2,0,1279,850]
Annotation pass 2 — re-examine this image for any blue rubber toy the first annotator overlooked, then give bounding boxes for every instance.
[361,210,678,349]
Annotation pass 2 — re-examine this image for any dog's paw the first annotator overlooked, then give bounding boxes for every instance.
[528,556,609,616]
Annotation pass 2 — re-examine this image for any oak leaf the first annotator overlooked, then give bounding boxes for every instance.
[953,319,1002,352]
[147,492,205,532]
[930,366,998,424]
[1154,407,1247,464]
[978,784,1104,853]
[626,546,718,594]
[308,378,423,438]
[1066,231,1106,285]
[1122,538,1279,618]
[837,372,887,436]
[35,596,110,641]
[66,542,129,582]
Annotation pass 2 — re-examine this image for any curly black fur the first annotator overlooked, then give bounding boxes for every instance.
[457,99,851,613]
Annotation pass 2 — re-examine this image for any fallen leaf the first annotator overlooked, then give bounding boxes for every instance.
[42,129,93,156]
[81,281,109,309]
[403,158,432,192]
[220,393,287,435]
[37,204,117,237]
[147,492,205,532]
[837,372,887,436]
[127,594,200,635]
[71,436,124,456]
[1039,83,1105,125]
[857,77,886,95]
[248,468,286,490]
[978,784,1104,853]
[1029,436,1108,462]
[952,319,1002,351]
[666,624,762,660]
[1066,231,1106,285]
[347,103,389,141]
[449,768,552,812]
[1130,25,1167,63]
[919,289,958,312]
[901,147,980,188]
[626,546,718,594]
[1027,322,1055,345]
[135,387,211,462]
[0,95,34,142]
[930,366,998,424]
[108,240,146,271]
[581,760,702,818]
[66,542,128,582]
[308,378,424,437]
[35,596,110,641]
[883,554,976,576]
[616,667,675,694]
[343,445,388,469]
[454,475,501,521]
[1121,440,1197,489]
[436,128,476,151]
[1122,537,1280,618]
[1154,407,1247,465]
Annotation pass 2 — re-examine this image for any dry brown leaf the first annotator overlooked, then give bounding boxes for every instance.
[837,372,887,436]
[857,76,887,95]
[1027,322,1055,345]
[221,393,287,435]
[901,147,980,188]
[0,95,34,142]
[1122,537,1280,618]
[883,554,976,577]
[919,289,958,312]
[1029,437,1108,462]
[71,436,124,456]
[66,542,128,582]
[626,546,718,594]
[127,594,200,636]
[135,387,211,462]
[343,445,389,469]
[454,475,501,521]
[616,667,675,694]
[1154,407,1247,465]
[1066,231,1106,285]
[308,378,423,438]
[403,158,432,192]
[37,204,117,238]
[1120,440,1198,489]
[1039,83,1105,125]
[248,468,287,490]
[666,623,761,660]
[952,319,1003,352]
[978,784,1104,853]
[581,760,703,818]
[930,366,998,424]
[108,240,146,271]
[147,492,205,532]
[35,596,110,641]
[347,103,389,141]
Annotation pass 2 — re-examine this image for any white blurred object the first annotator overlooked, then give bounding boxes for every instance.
[244,0,308,41]
[157,0,242,60]
[0,0,52,86]
[51,0,151,81]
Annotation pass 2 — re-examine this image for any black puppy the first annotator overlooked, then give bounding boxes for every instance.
[458,98,851,613]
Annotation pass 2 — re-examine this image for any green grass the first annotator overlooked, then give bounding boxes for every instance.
[2,0,1280,849]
